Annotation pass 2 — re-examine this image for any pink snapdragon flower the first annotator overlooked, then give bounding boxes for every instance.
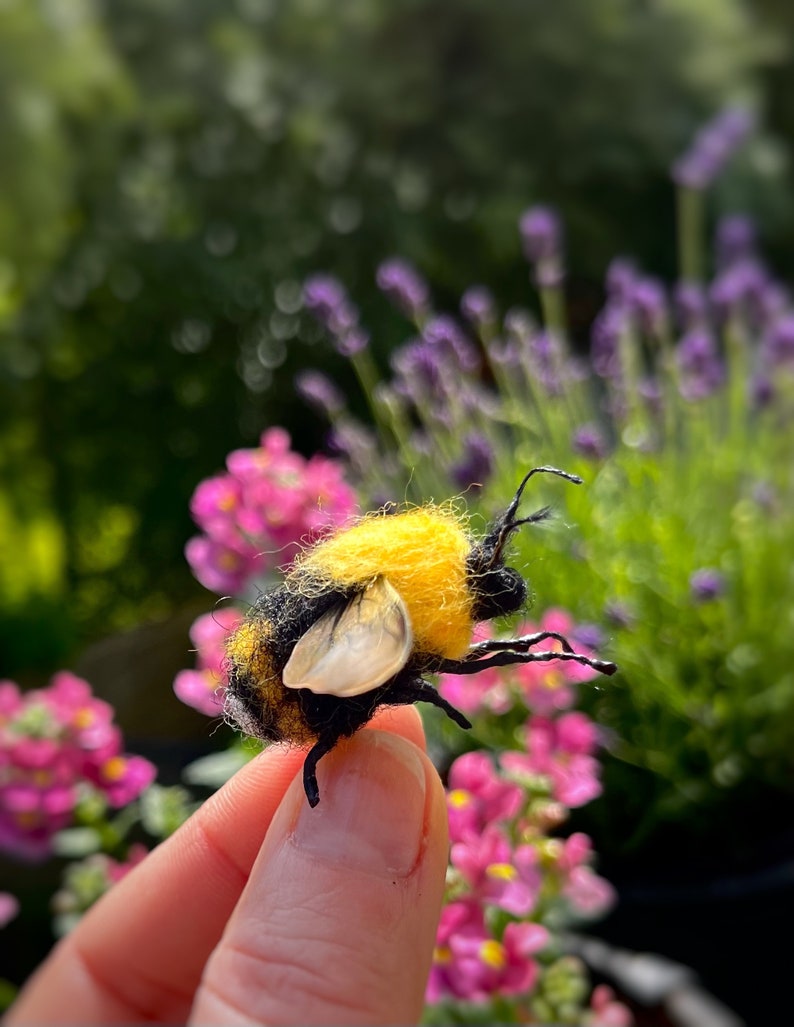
[186,427,357,595]
[501,711,603,807]
[0,675,156,862]
[588,984,634,1026]
[513,609,601,715]
[173,608,244,716]
[446,751,523,843]
[451,825,541,917]
[563,865,616,917]
[428,898,550,1003]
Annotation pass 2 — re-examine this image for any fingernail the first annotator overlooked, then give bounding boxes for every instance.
[290,731,427,877]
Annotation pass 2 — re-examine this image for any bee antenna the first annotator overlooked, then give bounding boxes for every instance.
[488,467,582,565]
[504,466,582,525]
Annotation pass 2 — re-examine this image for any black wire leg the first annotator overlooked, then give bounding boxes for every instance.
[386,679,472,729]
[303,733,340,808]
[435,648,617,677]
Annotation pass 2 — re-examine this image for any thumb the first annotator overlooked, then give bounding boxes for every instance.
[189,728,449,1025]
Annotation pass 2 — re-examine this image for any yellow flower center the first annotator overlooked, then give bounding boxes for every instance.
[218,551,241,571]
[73,707,95,729]
[542,669,564,690]
[486,862,517,882]
[102,756,127,782]
[479,939,506,969]
[447,789,471,809]
[15,811,40,829]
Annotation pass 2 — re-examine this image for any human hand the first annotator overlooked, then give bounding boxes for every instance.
[7,706,449,1025]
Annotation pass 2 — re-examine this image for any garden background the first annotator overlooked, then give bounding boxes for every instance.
[3,1,794,1024]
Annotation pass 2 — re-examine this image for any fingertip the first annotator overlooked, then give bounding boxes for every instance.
[191,728,448,1025]
[368,703,428,751]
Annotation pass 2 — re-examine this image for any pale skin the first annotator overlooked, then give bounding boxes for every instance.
[7,706,449,1026]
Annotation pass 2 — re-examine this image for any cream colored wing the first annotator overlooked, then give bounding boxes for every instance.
[282,576,413,697]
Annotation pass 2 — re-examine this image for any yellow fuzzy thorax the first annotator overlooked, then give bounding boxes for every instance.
[294,505,475,660]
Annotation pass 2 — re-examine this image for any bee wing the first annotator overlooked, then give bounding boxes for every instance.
[282,576,413,697]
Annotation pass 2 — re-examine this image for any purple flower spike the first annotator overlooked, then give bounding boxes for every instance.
[461,286,496,330]
[376,258,430,320]
[672,106,755,190]
[604,601,635,629]
[629,276,668,336]
[674,281,709,331]
[303,274,353,332]
[573,424,608,461]
[520,205,561,262]
[676,329,724,400]
[690,568,726,602]
[520,205,565,287]
[391,338,445,396]
[303,273,368,356]
[591,303,625,380]
[295,370,345,417]
[423,315,480,372]
[528,329,563,394]
[750,373,775,410]
[716,215,757,269]
[451,433,495,490]
[605,259,638,305]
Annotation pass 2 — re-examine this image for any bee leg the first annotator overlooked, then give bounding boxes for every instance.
[435,649,617,677]
[303,733,339,808]
[386,679,472,730]
[463,630,577,658]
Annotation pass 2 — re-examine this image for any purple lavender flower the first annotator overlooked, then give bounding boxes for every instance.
[676,330,724,400]
[690,568,726,602]
[519,205,564,287]
[334,326,370,356]
[672,106,755,190]
[605,259,638,305]
[604,601,635,629]
[674,281,710,331]
[376,258,429,321]
[303,274,354,333]
[572,623,605,651]
[486,336,521,368]
[572,424,607,461]
[326,421,377,468]
[629,276,668,336]
[716,214,757,269]
[461,286,496,331]
[295,370,345,417]
[750,373,775,410]
[709,257,780,331]
[391,339,445,396]
[423,315,480,372]
[303,273,369,356]
[526,329,564,394]
[451,433,495,490]
[591,303,625,380]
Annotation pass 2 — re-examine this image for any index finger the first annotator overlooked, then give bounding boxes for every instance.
[8,706,428,1025]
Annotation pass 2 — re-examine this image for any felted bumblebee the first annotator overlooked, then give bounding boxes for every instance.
[224,466,616,806]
